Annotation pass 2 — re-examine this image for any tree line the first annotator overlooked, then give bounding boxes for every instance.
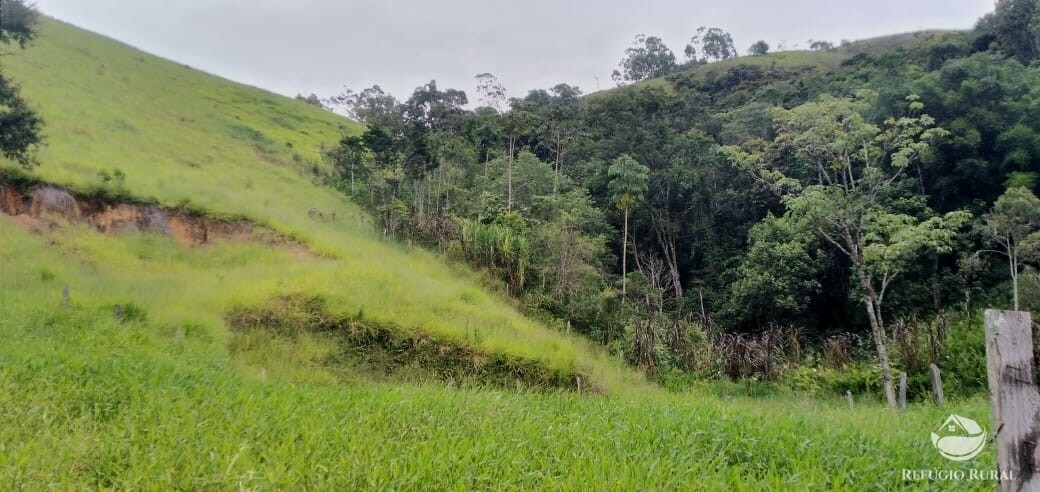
[315,1,1040,399]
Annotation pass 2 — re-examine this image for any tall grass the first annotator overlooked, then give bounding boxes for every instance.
[0,296,995,490]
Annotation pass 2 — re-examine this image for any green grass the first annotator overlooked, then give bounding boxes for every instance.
[1,17,647,394]
[0,18,1001,489]
[0,292,995,489]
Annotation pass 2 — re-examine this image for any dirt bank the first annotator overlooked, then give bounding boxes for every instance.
[1,181,300,250]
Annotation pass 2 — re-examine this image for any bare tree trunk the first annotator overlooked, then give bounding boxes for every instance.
[622,207,629,299]
[859,272,896,408]
[415,180,423,218]
[1010,248,1020,311]
[442,165,450,212]
[553,132,562,195]
[651,216,684,301]
[507,134,515,212]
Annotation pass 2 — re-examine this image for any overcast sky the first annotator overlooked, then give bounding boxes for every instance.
[36,0,994,104]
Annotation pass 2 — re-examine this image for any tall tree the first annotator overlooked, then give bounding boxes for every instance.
[474,73,507,112]
[726,214,821,329]
[687,27,737,63]
[326,85,401,128]
[748,40,770,56]
[546,84,583,195]
[404,80,468,130]
[608,155,649,297]
[724,93,970,407]
[516,83,585,195]
[0,0,42,168]
[979,186,1040,310]
[326,135,369,194]
[501,109,534,211]
[980,0,1040,63]
[612,35,677,84]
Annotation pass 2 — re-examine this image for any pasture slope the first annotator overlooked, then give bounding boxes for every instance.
[0,18,992,489]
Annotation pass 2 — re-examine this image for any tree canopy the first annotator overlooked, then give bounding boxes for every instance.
[612,35,677,84]
[0,0,42,168]
[318,0,1040,387]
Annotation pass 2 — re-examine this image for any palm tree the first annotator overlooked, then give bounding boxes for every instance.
[608,155,649,298]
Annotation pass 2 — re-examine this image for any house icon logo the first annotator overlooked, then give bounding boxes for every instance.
[930,414,986,461]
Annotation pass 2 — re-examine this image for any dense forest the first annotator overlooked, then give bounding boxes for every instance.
[315,2,1040,402]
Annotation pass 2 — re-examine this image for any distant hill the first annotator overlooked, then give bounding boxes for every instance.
[592,30,969,97]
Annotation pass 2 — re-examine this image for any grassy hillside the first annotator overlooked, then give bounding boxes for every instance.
[595,30,968,96]
[0,17,647,392]
[0,18,999,489]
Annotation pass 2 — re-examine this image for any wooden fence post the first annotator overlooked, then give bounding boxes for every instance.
[985,309,1038,492]
[929,363,944,406]
[846,390,853,409]
[898,372,907,413]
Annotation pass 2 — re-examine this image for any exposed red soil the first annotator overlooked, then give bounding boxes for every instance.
[1,181,309,252]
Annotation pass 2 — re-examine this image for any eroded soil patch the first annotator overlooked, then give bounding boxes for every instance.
[1,180,309,253]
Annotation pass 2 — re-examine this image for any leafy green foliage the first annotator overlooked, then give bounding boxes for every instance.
[611,35,677,85]
[0,0,41,168]
[725,214,821,327]
[979,186,1040,309]
[0,0,37,47]
[939,314,990,395]
[607,154,649,212]
[978,0,1040,63]
[724,93,972,406]
[687,27,737,63]
[312,2,1037,385]
[0,73,42,168]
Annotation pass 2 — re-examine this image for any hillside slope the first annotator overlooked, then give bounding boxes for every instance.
[592,29,968,97]
[0,18,647,393]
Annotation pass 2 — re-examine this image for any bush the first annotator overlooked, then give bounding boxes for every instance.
[784,363,881,396]
[939,312,988,396]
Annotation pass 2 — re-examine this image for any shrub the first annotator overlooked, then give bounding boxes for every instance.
[784,363,881,396]
[939,312,988,396]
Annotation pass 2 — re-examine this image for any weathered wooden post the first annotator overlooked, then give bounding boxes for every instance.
[929,363,944,406]
[898,372,907,413]
[984,310,1038,492]
[846,390,854,409]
